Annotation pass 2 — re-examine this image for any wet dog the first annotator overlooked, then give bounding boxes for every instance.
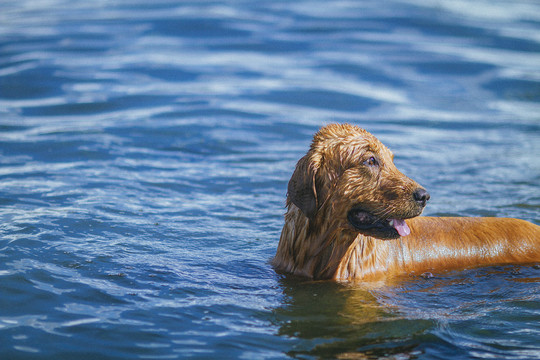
[273,124,540,281]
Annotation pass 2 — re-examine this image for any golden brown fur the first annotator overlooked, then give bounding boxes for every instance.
[273,124,540,281]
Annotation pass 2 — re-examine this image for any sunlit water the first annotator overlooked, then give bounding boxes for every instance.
[1,0,539,359]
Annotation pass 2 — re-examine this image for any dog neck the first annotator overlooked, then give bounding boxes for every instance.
[274,204,393,280]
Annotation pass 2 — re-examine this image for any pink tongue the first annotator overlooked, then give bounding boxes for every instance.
[392,219,411,236]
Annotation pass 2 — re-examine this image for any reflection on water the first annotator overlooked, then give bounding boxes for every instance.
[276,265,540,359]
[0,0,539,358]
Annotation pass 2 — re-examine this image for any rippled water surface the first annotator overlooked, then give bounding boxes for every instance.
[1,0,540,358]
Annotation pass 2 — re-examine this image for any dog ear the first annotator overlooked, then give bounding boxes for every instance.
[288,154,319,219]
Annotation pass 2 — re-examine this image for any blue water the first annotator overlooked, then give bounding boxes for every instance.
[1,0,539,358]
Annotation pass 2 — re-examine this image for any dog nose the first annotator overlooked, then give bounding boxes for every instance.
[413,188,430,207]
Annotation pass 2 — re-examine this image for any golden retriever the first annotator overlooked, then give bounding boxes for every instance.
[273,124,540,281]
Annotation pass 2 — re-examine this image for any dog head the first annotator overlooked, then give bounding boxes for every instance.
[287,123,429,239]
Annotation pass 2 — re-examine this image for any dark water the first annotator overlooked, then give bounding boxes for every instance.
[1,0,539,358]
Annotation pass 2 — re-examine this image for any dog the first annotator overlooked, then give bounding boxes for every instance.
[272,123,540,281]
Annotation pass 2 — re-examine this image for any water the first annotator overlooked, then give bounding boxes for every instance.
[1,0,539,358]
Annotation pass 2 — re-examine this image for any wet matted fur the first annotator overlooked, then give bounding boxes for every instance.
[273,124,540,281]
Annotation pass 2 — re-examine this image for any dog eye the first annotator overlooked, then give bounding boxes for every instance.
[364,156,379,167]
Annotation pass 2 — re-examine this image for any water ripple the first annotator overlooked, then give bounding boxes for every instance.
[1,0,539,358]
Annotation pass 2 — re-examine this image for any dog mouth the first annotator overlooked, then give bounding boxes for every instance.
[347,208,411,239]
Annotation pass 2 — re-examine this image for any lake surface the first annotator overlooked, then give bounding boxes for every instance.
[1,0,539,358]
